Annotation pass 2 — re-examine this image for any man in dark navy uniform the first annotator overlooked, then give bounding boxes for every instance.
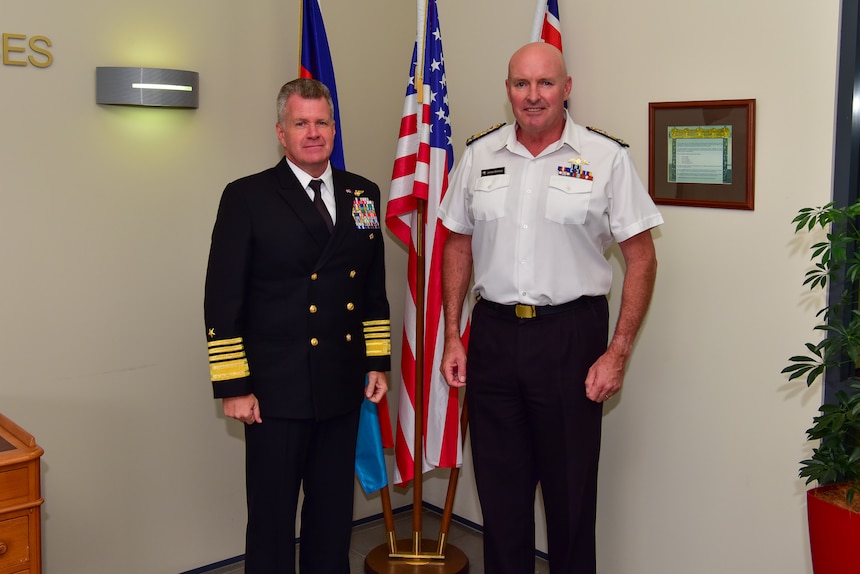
[204,78,390,574]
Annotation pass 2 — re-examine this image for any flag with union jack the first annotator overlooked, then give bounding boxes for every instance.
[386,0,468,486]
[299,0,345,170]
[531,0,563,52]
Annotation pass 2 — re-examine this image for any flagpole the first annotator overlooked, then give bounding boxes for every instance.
[530,0,546,42]
[414,0,427,102]
[366,0,468,569]
[434,401,468,554]
[399,0,466,559]
[409,0,428,556]
[298,0,304,71]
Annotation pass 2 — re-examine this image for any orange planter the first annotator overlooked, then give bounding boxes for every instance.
[807,485,860,573]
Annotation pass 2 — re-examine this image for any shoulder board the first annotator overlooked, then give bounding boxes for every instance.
[466,122,506,146]
[586,126,629,148]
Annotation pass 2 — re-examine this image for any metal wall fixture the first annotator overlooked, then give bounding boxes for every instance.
[96,67,199,108]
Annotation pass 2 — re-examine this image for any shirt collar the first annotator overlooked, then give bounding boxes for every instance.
[285,157,333,193]
[502,113,580,158]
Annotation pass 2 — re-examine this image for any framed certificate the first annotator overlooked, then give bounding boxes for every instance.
[648,99,756,210]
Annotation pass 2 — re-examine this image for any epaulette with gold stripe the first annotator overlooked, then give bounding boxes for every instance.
[363,319,391,357]
[586,126,629,148]
[466,122,506,146]
[208,335,250,382]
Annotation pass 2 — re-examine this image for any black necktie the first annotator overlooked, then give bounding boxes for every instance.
[309,179,333,233]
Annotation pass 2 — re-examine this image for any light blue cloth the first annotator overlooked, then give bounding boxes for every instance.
[355,377,388,494]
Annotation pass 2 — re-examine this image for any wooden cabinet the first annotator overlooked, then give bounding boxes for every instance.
[0,413,43,574]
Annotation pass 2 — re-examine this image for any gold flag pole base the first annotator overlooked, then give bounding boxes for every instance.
[364,539,469,573]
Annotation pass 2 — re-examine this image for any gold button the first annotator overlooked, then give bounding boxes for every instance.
[369,233,374,239]
[310,338,319,346]
[349,270,357,278]
[345,334,352,342]
[309,305,317,313]
[346,302,355,311]
[311,273,318,280]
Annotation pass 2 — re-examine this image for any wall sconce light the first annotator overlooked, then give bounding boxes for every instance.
[96,67,199,108]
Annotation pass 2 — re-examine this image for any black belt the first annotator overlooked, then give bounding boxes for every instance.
[477,296,598,319]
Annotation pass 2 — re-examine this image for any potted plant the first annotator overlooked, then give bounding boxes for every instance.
[783,200,860,573]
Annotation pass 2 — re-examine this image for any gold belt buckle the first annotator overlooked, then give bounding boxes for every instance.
[515,304,536,319]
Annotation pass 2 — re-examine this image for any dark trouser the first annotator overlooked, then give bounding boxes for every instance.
[243,409,360,574]
[466,297,608,574]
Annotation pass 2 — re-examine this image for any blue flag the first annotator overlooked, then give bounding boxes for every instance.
[299,0,345,170]
[299,1,388,494]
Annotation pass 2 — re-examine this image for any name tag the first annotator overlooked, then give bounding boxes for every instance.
[481,167,505,177]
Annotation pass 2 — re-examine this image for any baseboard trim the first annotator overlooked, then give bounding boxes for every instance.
[179,554,245,574]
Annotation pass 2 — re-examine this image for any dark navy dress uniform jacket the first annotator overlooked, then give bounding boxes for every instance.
[204,157,391,421]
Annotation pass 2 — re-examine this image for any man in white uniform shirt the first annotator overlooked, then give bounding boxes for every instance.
[439,42,662,574]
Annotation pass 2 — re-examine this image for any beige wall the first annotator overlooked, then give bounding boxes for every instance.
[0,0,839,572]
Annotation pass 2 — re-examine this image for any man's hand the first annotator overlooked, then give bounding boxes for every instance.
[222,394,262,425]
[585,230,657,404]
[584,350,625,403]
[440,232,472,389]
[365,371,389,403]
[440,336,467,388]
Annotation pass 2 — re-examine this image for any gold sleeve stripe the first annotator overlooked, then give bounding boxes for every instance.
[364,330,390,338]
[364,327,390,334]
[210,359,250,381]
[208,337,243,348]
[209,344,244,356]
[366,338,391,357]
[210,350,246,361]
[363,321,390,333]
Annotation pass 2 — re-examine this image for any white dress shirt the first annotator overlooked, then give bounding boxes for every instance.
[439,114,663,305]
[285,157,337,225]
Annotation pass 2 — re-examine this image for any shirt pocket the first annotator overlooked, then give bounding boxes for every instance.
[545,175,592,225]
[471,174,509,222]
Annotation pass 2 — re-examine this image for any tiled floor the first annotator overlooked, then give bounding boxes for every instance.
[202,507,549,573]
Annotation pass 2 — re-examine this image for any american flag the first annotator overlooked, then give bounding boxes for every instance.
[531,0,563,52]
[386,0,468,486]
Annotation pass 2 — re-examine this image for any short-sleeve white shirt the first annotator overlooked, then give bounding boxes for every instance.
[439,115,663,305]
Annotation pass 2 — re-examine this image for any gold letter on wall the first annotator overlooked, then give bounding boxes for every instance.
[3,33,27,66]
[28,36,53,67]
[2,33,54,67]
